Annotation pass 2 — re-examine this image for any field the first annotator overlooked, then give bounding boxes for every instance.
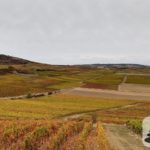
[126,75,150,84]
[0,94,135,119]
[1,63,150,97]
[0,119,111,150]
[0,63,128,97]
[0,74,59,97]
[0,93,133,149]
[0,93,149,149]
[0,62,150,149]
[97,102,150,124]
[83,73,124,90]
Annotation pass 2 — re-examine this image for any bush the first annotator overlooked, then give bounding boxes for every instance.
[126,120,142,135]
[26,93,32,99]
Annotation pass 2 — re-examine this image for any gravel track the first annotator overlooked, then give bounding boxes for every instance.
[104,124,149,150]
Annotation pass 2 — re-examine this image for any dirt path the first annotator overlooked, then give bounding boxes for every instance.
[118,83,150,93]
[122,75,128,84]
[104,124,149,150]
[63,88,150,101]
[62,102,142,121]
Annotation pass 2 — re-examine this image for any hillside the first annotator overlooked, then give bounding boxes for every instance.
[0,54,31,64]
[0,54,149,69]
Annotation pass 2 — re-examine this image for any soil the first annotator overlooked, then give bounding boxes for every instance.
[82,83,117,90]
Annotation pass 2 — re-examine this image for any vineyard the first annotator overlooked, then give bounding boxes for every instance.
[97,102,150,124]
[0,58,150,149]
[0,119,109,150]
[0,94,135,119]
[0,94,149,149]
[1,63,150,97]
[0,69,123,97]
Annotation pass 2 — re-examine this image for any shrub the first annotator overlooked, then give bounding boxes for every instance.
[126,120,142,135]
[26,93,32,99]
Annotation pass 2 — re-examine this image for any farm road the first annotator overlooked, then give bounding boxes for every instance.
[62,102,142,121]
[104,124,149,150]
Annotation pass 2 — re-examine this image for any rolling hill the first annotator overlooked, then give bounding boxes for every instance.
[0,54,31,64]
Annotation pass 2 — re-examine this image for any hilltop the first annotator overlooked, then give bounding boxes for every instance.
[0,54,149,69]
[0,54,31,64]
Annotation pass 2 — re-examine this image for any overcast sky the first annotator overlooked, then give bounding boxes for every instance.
[0,0,150,65]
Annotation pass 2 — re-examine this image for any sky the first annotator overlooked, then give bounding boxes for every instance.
[0,0,150,65]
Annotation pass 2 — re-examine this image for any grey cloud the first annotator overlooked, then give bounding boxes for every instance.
[0,0,150,64]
